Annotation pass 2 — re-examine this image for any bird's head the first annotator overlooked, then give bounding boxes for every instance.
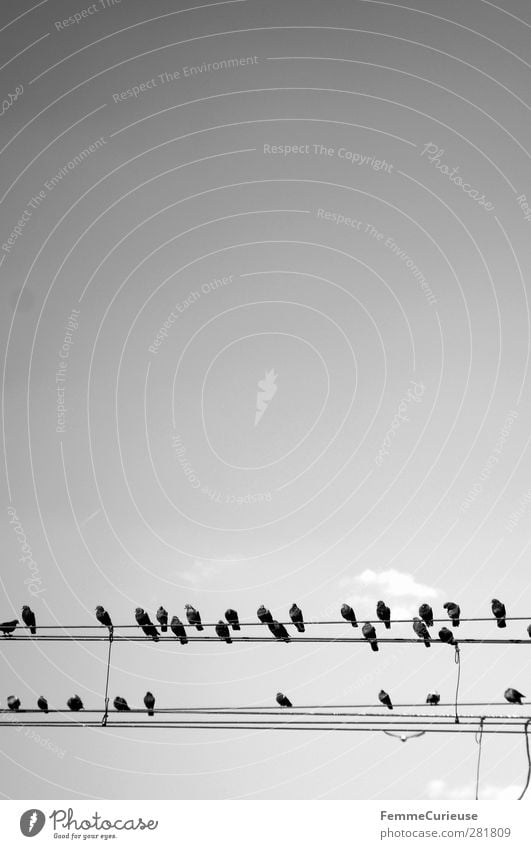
[491,598,500,604]
[185,604,192,610]
[21,605,30,613]
[135,607,144,615]
[95,605,103,613]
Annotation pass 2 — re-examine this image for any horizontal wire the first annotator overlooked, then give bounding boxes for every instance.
[1,635,530,644]
[2,708,529,719]
[0,721,527,733]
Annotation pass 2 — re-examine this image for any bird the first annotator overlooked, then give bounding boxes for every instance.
[170,615,188,644]
[113,696,130,711]
[276,692,293,708]
[289,603,305,632]
[225,608,240,630]
[135,608,159,641]
[443,602,460,627]
[185,604,203,631]
[21,606,36,635]
[504,688,525,705]
[7,695,20,711]
[0,619,18,637]
[257,605,273,624]
[340,603,358,627]
[144,692,155,717]
[438,626,456,645]
[379,689,393,709]
[269,620,290,642]
[527,623,531,639]
[419,603,434,627]
[215,620,232,644]
[376,600,391,630]
[95,605,113,631]
[156,606,168,632]
[37,696,48,713]
[67,695,83,711]
[362,621,379,651]
[491,598,506,628]
[413,617,431,647]
[426,692,440,705]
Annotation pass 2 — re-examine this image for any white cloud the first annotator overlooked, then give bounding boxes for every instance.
[341,568,440,600]
[427,779,521,800]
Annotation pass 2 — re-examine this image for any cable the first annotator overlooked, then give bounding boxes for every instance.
[2,635,531,644]
[454,643,462,724]
[101,629,113,727]
[475,716,486,800]
[517,718,531,799]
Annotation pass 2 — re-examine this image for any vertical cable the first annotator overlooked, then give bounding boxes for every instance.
[454,643,461,724]
[517,718,531,799]
[101,628,114,727]
[475,716,486,800]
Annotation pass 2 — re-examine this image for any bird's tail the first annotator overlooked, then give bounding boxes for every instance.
[179,636,188,645]
[152,634,159,642]
[370,641,379,652]
[148,709,154,717]
[424,639,431,648]
[385,622,391,630]
[453,619,460,627]
[161,624,167,632]
[196,624,204,631]
[295,623,305,633]
[387,703,393,710]
[232,623,240,631]
[351,620,358,628]
[30,626,36,635]
[497,619,506,628]
[226,636,232,644]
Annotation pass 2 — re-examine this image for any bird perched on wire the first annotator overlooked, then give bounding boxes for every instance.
[276,692,293,708]
[170,615,188,644]
[156,607,168,633]
[443,601,460,627]
[21,606,36,635]
[527,623,531,639]
[438,626,456,645]
[215,620,232,644]
[341,603,358,627]
[362,621,379,651]
[95,605,113,632]
[491,598,507,628]
[376,600,391,630]
[257,605,273,624]
[113,696,130,711]
[225,609,240,630]
[426,692,440,705]
[269,620,290,642]
[289,603,305,632]
[419,603,434,627]
[413,617,431,647]
[67,695,83,711]
[144,692,155,717]
[135,608,159,641]
[7,695,20,711]
[0,619,18,637]
[185,604,203,631]
[37,696,48,713]
[379,690,393,710]
[504,688,525,705]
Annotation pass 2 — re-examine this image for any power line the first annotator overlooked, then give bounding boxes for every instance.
[2,635,531,644]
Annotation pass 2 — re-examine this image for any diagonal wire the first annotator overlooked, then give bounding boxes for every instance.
[101,627,113,727]
[517,718,531,799]
[475,716,486,800]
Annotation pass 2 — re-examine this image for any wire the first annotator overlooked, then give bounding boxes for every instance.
[2,635,531,644]
[475,716,486,800]
[454,644,462,724]
[101,630,113,727]
[517,718,531,799]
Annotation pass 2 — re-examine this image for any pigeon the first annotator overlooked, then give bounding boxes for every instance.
[170,615,188,644]
[156,606,168,632]
[269,620,290,642]
[7,695,20,711]
[257,605,273,624]
[225,609,240,630]
[527,623,531,639]
[289,603,305,633]
[135,608,159,641]
[504,688,525,705]
[95,606,113,631]
[376,600,391,630]
[419,603,434,627]
[21,606,36,635]
[491,598,506,628]
[144,691,155,717]
[37,696,48,713]
[276,692,292,708]
[185,604,203,631]
[340,603,358,627]
[0,619,18,637]
[362,621,379,651]
[443,602,460,627]
[413,617,431,647]
[113,696,130,711]
[426,692,440,705]
[438,626,456,645]
[379,689,393,710]
[215,620,232,644]
[67,695,83,711]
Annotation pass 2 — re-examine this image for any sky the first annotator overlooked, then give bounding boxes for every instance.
[2,0,531,800]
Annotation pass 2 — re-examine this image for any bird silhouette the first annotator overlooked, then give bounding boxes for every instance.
[7,695,20,711]
[0,619,18,637]
[95,606,113,632]
[269,620,290,642]
[376,600,391,630]
[185,604,203,631]
[37,696,48,713]
[67,695,83,711]
[419,604,434,627]
[438,626,456,645]
[527,623,531,639]
[170,615,188,644]
[257,605,273,624]
[135,608,159,641]
[289,603,305,633]
[426,692,440,705]
[215,620,232,644]
[156,607,168,632]
[113,696,130,711]
[379,689,393,709]
[225,609,240,630]
[491,599,506,628]
[504,688,525,705]
[443,602,460,627]
[276,692,293,707]
[144,691,155,716]
[340,603,358,627]
[362,621,379,651]
[21,606,36,635]
[413,617,431,647]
